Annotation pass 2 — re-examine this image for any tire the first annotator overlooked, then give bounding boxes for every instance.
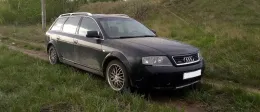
[48,45,59,65]
[106,60,131,92]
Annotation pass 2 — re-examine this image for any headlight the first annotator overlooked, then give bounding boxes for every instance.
[142,56,172,66]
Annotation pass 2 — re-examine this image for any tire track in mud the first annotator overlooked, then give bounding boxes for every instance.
[1,42,48,61]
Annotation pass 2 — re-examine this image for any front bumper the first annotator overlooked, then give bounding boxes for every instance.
[130,60,205,89]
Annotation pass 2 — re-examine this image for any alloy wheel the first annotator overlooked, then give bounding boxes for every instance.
[48,47,58,64]
[107,64,125,91]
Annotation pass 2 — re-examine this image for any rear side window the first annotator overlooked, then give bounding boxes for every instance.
[62,17,81,34]
[51,17,68,31]
[78,17,100,36]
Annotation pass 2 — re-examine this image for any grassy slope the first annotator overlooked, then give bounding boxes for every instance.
[0,0,259,88]
[0,46,179,112]
[0,0,260,111]
[78,0,260,88]
[1,45,260,112]
[163,0,260,87]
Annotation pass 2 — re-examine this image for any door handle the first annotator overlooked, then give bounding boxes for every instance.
[74,40,78,44]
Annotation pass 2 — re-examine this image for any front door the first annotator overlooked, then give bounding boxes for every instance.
[74,17,103,70]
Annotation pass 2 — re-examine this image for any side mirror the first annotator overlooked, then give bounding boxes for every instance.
[151,29,157,35]
[86,31,101,38]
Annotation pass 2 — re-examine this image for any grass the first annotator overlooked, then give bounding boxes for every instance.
[0,0,259,111]
[0,46,260,112]
[187,84,260,112]
[0,25,45,51]
[0,46,179,112]
[79,0,260,89]
[0,1,8,24]
[0,25,46,44]
[162,0,260,88]
[0,37,44,51]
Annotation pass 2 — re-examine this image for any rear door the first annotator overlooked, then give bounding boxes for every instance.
[47,17,68,56]
[59,16,82,62]
[74,17,103,70]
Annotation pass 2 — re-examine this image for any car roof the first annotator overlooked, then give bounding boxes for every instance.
[58,12,130,19]
[91,14,130,19]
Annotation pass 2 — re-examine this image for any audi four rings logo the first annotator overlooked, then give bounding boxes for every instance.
[183,56,194,63]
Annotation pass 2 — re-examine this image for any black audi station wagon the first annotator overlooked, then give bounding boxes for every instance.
[46,12,205,92]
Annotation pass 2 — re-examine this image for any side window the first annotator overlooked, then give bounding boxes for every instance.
[78,17,100,36]
[63,17,81,34]
[51,17,67,31]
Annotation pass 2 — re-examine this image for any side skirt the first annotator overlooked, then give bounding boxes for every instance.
[60,58,104,76]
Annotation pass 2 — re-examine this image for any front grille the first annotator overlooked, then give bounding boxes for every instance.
[172,53,200,66]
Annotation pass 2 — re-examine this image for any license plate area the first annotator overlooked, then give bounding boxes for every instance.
[183,70,201,80]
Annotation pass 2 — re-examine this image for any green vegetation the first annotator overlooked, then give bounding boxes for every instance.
[0,25,45,44]
[0,46,179,112]
[0,0,258,89]
[188,84,260,112]
[0,25,45,51]
[79,0,260,88]
[0,0,118,24]
[0,0,260,111]
[1,46,260,112]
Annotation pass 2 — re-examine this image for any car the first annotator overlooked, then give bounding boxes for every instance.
[45,12,205,92]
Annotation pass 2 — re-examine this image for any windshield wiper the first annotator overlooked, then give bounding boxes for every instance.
[138,35,156,37]
[118,36,137,38]
[118,35,156,38]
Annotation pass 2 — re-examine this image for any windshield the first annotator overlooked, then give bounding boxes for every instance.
[98,17,156,38]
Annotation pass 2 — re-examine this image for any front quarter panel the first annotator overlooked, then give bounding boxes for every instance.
[101,39,148,85]
[101,39,149,68]
[102,51,132,73]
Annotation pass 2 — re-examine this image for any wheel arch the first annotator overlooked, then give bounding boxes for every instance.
[102,52,133,85]
[47,40,56,52]
[46,40,61,60]
[47,43,53,53]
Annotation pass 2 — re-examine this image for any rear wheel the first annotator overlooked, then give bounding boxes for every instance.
[48,46,59,65]
[106,60,130,92]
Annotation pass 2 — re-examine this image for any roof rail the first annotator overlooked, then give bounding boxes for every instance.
[108,14,129,17]
[59,12,92,17]
[94,14,129,17]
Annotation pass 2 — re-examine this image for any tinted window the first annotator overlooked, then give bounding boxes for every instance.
[51,17,67,31]
[63,17,81,34]
[99,18,155,38]
[78,17,100,36]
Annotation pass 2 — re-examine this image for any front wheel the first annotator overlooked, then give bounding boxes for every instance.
[106,60,130,92]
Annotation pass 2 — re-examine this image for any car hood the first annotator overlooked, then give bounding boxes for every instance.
[122,37,199,55]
